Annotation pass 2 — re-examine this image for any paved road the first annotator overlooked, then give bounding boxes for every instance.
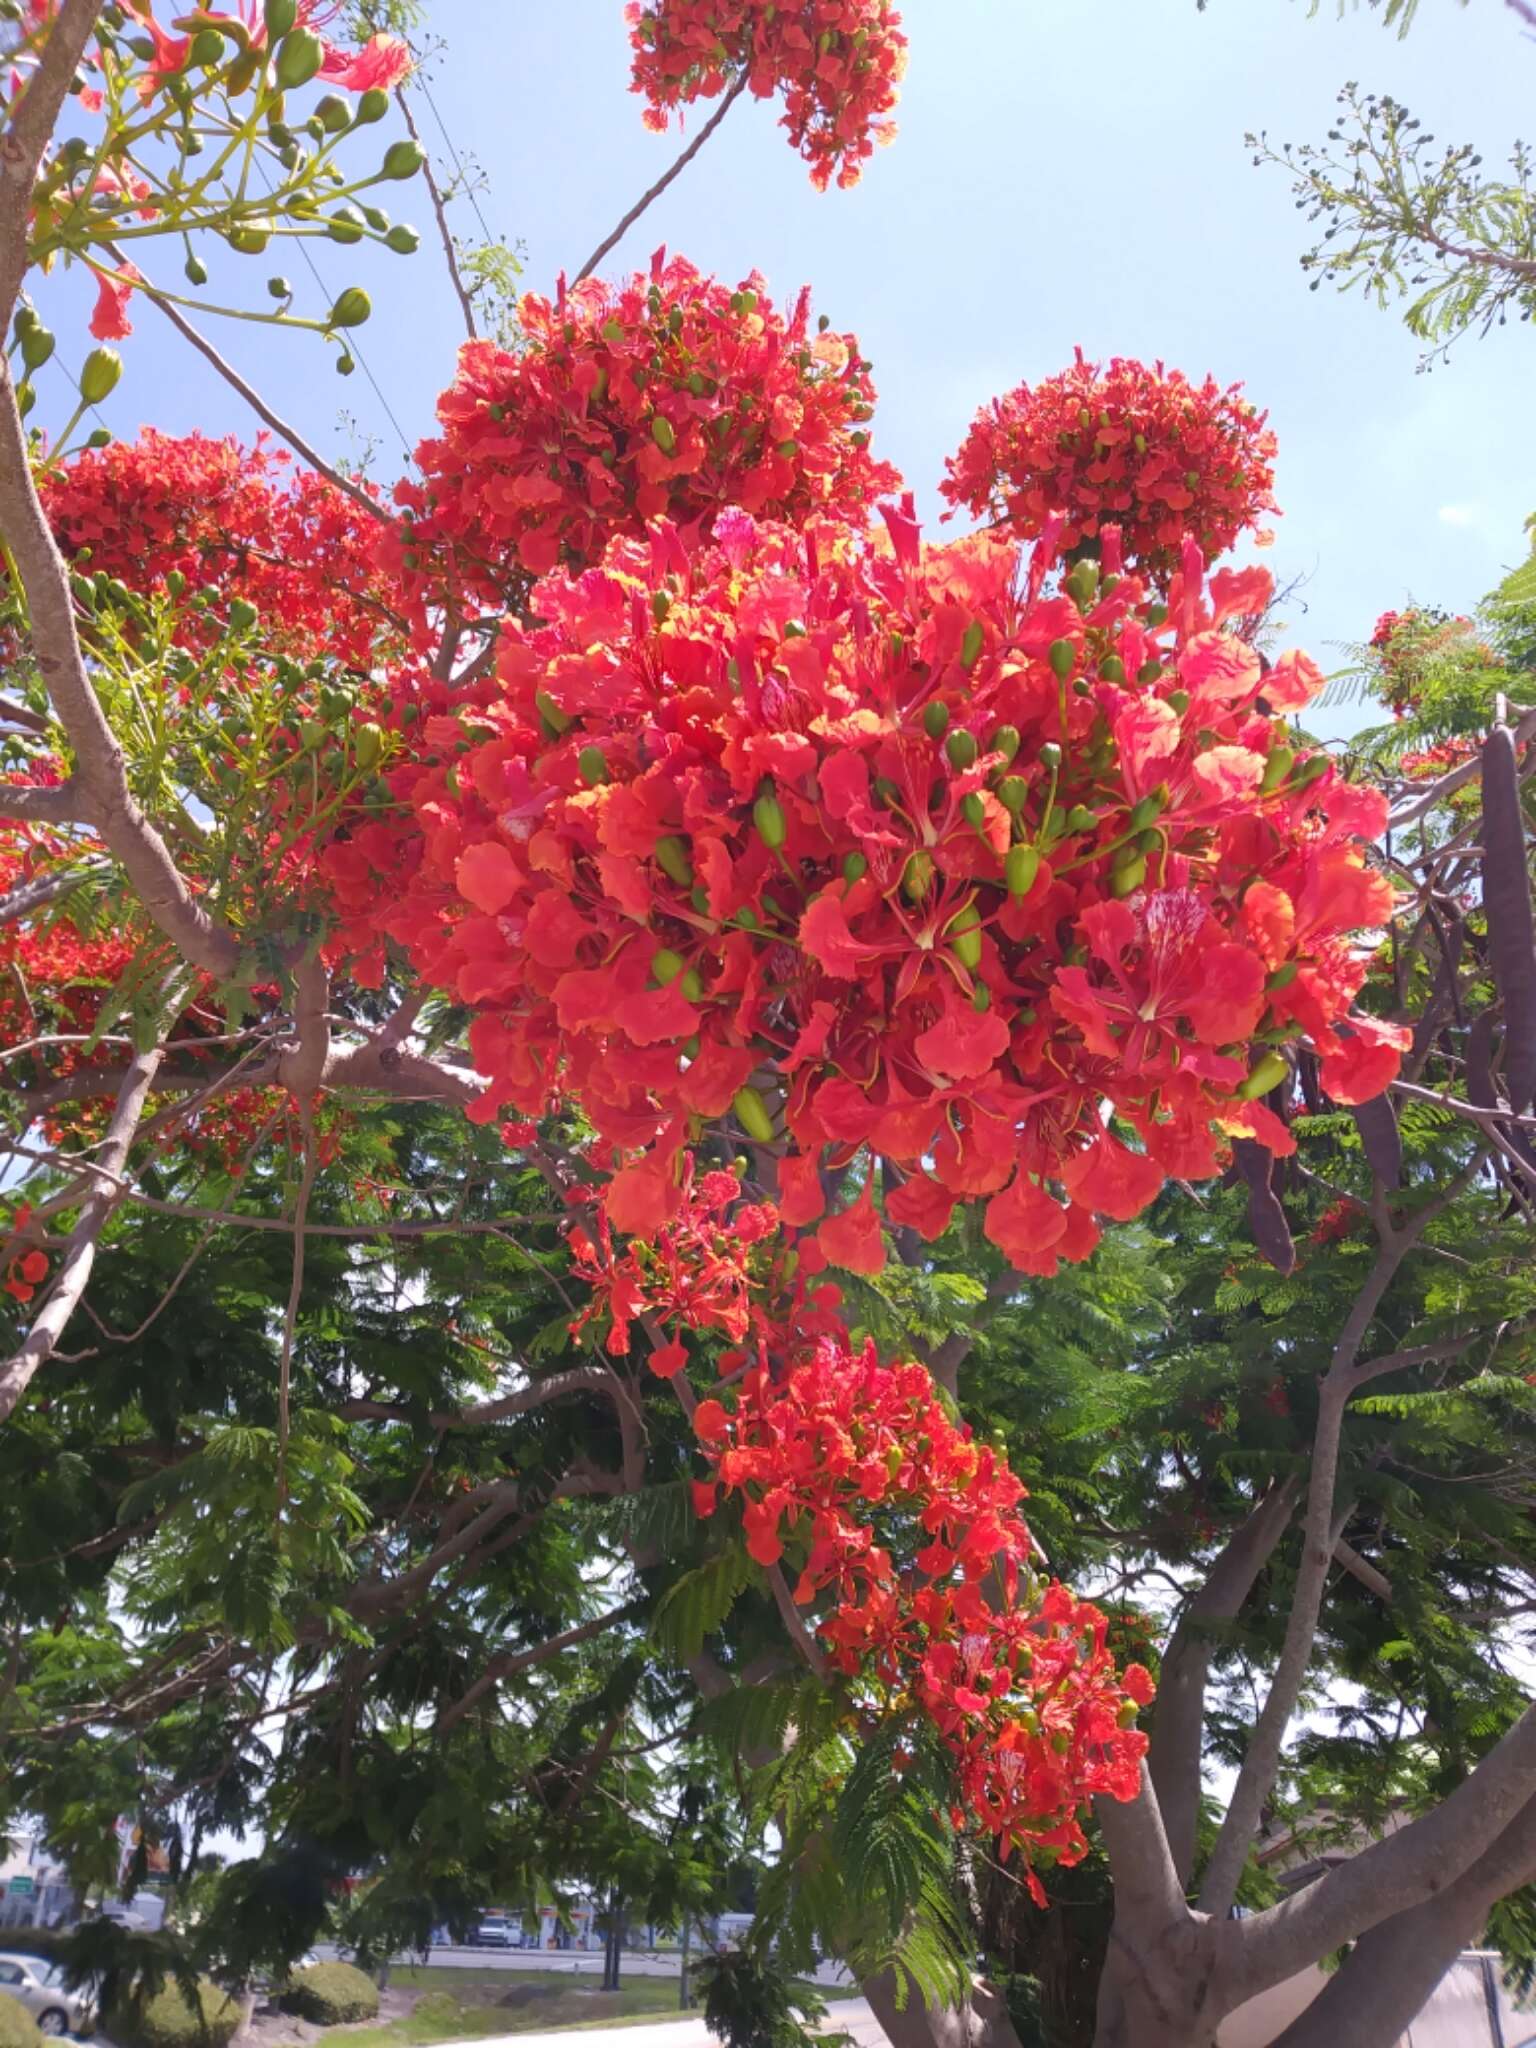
[437,1996,886,2048]
[320,1946,854,1988]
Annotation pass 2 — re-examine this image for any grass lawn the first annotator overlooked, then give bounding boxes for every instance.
[330,1965,830,2045]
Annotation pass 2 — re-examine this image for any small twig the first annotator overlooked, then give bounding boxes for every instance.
[396,88,476,341]
[129,270,390,525]
[575,74,748,283]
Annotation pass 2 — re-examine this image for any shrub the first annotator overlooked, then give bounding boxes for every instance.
[104,1977,242,2048]
[0,1994,42,2048]
[281,1963,380,2027]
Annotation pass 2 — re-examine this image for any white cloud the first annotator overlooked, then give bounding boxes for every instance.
[1437,503,1480,529]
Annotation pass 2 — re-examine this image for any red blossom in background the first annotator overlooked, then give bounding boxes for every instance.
[702,1327,1148,1872]
[40,430,396,668]
[1368,605,1499,719]
[381,250,897,633]
[940,350,1279,585]
[626,0,907,189]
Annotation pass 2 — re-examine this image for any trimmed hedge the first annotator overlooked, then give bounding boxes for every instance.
[280,1964,379,2027]
[103,1978,241,2048]
[0,1995,42,2048]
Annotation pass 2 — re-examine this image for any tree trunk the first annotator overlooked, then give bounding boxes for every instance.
[679,1913,691,2011]
[860,1972,1026,2048]
[1090,1918,1223,2048]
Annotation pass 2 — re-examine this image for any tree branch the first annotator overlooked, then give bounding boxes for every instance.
[0,358,242,977]
[395,88,476,342]
[0,781,83,825]
[1225,1702,1536,2006]
[0,1042,162,1423]
[433,1599,648,1738]
[130,273,389,524]
[575,73,748,284]
[1148,1479,1299,1886]
[0,861,111,927]
[0,0,104,328]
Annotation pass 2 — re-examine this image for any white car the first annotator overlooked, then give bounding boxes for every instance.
[0,1953,96,2037]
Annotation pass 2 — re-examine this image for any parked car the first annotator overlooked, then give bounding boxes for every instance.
[473,1914,515,1949]
[0,1952,96,2037]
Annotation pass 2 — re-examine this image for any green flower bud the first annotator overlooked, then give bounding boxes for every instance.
[328,286,372,329]
[313,91,350,133]
[578,744,608,785]
[732,1086,776,1144]
[79,347,122,404]
[1166,688,1189,713]
[947,901,982,969]
[991,724,1020,763]
[190,25,226,66]
[1266,961,1300,991]
[945,728,978,772]
[384,222,420,254]
[753,788,787,851]
[1236,1050,1290,1100]
[651,414,677,455]
[327,205,366,244]
[998,775,1027,814]
[299,718,326,751]
[1005,845,1040,899]
[654,835,693,886]
[972,983,991,1013]
[19,323,54,371]
[535,689,571,735]
[1099,654,1126,685]
[651,948,685,985]
[382,137,426,179]
[651,590,671,625]
[263,0,297,36]
[922,699,949,741]
[354,87,389,124]
[842,851,867,884]
[164,569,185,599]
[353,722,383,770]
[1038,742,1062,772]
[228,597,258,633]
[1260,745,1295,794]
[962,791,986,828]
[1111,853,1148,898]
[902,850,935,902]
[1066,559,1099,608]
[1048,639,1076,680]
[1065,805,1096,834]
[960,619,984,670]
[266,275,291,299]
[1129,790,1165,831]
[274,26,323,87]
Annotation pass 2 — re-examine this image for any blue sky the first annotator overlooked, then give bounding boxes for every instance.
[38,0,1536,686]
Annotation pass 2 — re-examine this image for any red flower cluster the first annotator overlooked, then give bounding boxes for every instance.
[381,251,896,631]
[331,506,1404,1279]
[941,351,1279,585]
[694,1328,1150,1874]
[626,0,906,189]
[568,1156,783,1360]
[3,1210,50,1307]
[41,431,395,669]
[1368,606,1497,720]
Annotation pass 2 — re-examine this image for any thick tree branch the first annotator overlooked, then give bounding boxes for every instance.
[0,1042,162,1423]
[575,73,748,284]
[0,781,83,825]
[0,359,241,977]
[1148,1479,1299,1886]
[0,0,103,327]
[1196,1205,1453,1916]
[0,861,110,927]
[1264,1794,1536,2048]
[1224,1701,1536,2005]
[335,1366,637,1435]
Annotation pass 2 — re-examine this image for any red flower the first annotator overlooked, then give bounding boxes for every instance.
[627,0,908,189]
[90,267,139,340]
[319,31,412,90]
[815,1180,885,1276]
[941,351,1279,585]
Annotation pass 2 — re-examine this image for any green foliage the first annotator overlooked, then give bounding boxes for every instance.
[652,1542,753,1662]
[282,1963,381,2026]
[1251,87,1536,362]
[0,1998,41,2048]
[104,1980,241,2048]
[693,1952,845,2048]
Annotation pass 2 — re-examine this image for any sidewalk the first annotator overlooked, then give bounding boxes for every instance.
[442,1996,889,2048]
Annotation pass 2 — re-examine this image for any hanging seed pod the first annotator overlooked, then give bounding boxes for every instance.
[1233,1138,1296,1275]
[1351,1096,1402,1190]
[1481,727,1536,1113]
